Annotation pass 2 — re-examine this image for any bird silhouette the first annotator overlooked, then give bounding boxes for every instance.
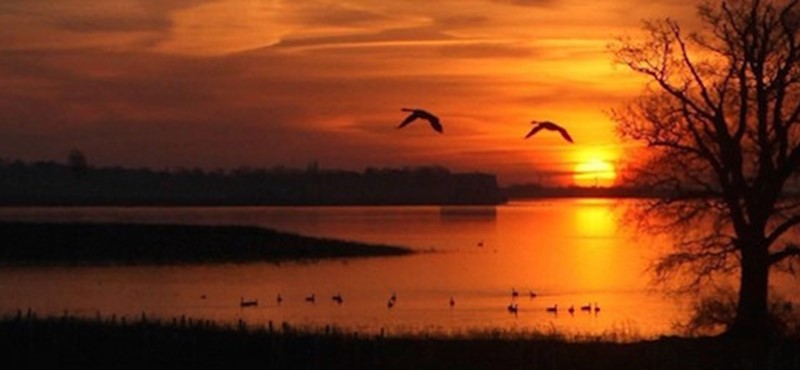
[546,304,558,313]
[580,303,592,312]
[240,297,258,308]
[398,108,443,133]
[525,121,573,143]
[449,296,456,308]
[507,303,519,315]
[332,293,343,305]
[305,294,316,303]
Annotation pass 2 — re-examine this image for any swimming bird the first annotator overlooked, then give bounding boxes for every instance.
[398,108,443,133]
[277,294,283,305]
[546,304,558,313]
[390,292,397,303]
[240,297,258,308]
[580,303,592,312]
[529,290,537,299]
[332,293,343,305]
[387,299,395,309]
[525,120,574,143]
[594,302,601,314]
[568,305,575,315]
[449,296,456,308]
[305,294,316,303]
[511,288,519,299]
[507,303,519,315]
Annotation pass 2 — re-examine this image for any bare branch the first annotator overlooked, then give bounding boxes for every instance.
[769,244,800,265]
[613,1,800,307]
[670,20,720,112]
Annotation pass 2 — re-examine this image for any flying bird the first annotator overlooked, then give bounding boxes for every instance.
[525,121,574,143]
[398,108,443,133]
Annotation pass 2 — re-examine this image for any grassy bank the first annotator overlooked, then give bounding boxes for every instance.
[2,313,798,370]
[0,221,412,265]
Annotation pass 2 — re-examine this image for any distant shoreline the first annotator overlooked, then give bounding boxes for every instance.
[0,161,504,206]
[0,221,413,265]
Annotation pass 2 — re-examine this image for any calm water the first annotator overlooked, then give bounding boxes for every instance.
[0,199,796,337]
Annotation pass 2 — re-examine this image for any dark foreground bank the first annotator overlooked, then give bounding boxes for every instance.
[0,222,412,264]
[1,314,798,370]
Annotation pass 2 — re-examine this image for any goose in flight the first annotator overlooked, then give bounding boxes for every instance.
[525,121,573,143]
[398,108,443,133]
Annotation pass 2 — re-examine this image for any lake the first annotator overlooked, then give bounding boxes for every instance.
[0,199,796,337]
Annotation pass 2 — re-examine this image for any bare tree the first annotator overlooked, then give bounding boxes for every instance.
[611,0,800,337]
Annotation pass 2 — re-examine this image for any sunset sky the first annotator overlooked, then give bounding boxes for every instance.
[0,0,700,185]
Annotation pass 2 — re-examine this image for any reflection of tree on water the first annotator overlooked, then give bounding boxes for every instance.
[613,0,800,339]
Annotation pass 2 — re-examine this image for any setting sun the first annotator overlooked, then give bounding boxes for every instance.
[573,158,617,187]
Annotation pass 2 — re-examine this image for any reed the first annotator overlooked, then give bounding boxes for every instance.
[2,312,798,370]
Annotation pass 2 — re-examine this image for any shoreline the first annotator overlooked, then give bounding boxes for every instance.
[0,221,413,265]
[1,313,796,370]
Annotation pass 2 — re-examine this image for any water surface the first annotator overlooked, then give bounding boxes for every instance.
[1,199,795,337]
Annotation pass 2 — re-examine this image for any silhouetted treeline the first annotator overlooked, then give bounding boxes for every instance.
[0,160,503,206]
[504,183,667,199]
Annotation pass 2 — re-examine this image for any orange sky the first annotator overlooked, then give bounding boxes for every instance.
[0,0,700,185]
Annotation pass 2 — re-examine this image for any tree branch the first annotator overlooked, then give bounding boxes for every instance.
[670,20,719,112]
[766,213,800,245]
[769,244,800,265]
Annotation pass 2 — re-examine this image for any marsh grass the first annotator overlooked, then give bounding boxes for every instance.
[677,287,800,338]
[2,311,798,370]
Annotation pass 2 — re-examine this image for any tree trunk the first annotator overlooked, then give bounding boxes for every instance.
[729,242,770,338]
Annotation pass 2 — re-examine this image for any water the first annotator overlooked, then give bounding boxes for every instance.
[0,199,795,337]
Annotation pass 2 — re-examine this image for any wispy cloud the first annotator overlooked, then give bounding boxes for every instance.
[0,0,697,184]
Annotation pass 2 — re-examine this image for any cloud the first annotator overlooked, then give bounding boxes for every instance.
[273,26,456,50]
[436,42,535,58]
[54,15,172,33]
[433,15,491,29]
[488,0,556,7]
[283,2,400,28]
[0,0,678,184]
[0,1,213,51]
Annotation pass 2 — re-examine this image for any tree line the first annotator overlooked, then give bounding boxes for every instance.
[0,158,503,206]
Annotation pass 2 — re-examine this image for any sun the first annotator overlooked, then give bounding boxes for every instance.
[573,159,617,187]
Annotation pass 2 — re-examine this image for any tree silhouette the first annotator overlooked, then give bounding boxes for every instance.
[612,0,800,337]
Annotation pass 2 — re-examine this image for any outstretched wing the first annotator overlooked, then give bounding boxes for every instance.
[556,127,574,143]
[427,116,443,133]
[524,124,545,139]
[398,113,419,129]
